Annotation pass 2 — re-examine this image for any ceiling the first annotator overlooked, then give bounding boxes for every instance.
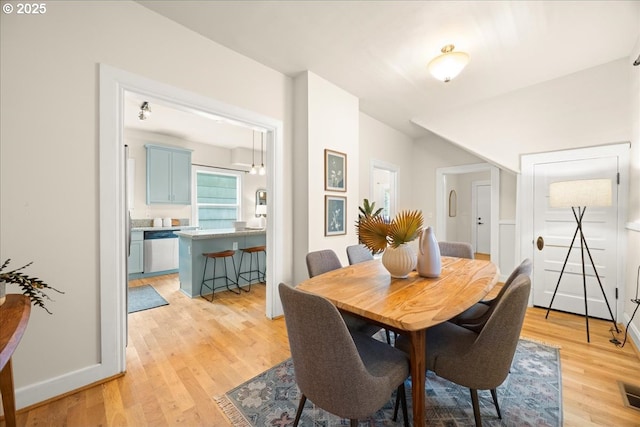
[124,92,258,149]
[134,0,639,143]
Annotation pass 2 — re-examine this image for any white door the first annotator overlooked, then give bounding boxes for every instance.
[532,156,619,320]
[473,182,491,254]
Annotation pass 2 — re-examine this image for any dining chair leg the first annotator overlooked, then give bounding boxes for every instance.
[393,389,400,421]
[350,419,358,427]
[293,394,306,427]
[392,383,409,427]
[470,388,482,427]
[490,388,502,418]
[399,383,409,427]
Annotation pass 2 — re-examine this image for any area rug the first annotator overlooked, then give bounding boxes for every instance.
[215,339,561,426]
[127,284,169,313]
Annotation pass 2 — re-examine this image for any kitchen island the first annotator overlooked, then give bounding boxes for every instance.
[174,229,266,298]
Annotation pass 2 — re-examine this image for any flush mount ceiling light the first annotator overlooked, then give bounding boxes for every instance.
[138,101,151,120]
[428,44,470,83]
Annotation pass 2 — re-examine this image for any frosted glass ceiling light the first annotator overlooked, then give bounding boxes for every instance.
[138,101,152,120]
[428,44,469,83]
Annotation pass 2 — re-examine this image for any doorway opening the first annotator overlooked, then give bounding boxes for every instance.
[436,163,500,263]
[370,160,398,219]
[100,64,284,376]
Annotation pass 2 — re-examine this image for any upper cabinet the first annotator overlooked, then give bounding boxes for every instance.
[146,144,192,205]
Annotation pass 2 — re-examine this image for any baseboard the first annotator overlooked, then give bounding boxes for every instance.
[623,311,640,358]
[12,362,120,411]
[11,372,124,417]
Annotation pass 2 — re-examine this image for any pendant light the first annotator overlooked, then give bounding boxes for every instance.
[249,131,257,175]
[428,44,469,83]
[258,132,266,175]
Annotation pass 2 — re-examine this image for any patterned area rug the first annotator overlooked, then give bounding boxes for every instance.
[215,339,561,426]
[127,284,169,313]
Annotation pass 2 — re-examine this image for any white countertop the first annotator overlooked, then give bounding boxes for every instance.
[175,228,266,240]
[132,226,197,232]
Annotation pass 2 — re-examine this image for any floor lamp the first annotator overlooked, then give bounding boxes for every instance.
[545,178,620,343]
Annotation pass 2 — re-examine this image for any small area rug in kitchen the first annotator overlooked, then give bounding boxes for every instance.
[215,339,561,426]
[127,284,168,313]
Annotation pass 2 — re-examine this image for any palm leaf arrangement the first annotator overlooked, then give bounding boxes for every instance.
[357,209,424,254]
[0,259,64,314]
[356,198,384,245]
[358,198,383,220]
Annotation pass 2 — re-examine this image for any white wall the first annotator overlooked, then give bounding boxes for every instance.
[411,134,490,235]
[414,59,631,173]
[293,71,359,277]
[358,113,414,212]
[1,0,292,407]
[500,170,518,220]
[292,73,310,283]
[624,31,640,346]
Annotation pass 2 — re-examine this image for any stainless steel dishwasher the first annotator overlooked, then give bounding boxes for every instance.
[143,230,179,273]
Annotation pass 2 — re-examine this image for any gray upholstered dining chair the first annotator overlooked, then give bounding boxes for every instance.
[278,283,410,427]
[305,249,343,278]
[346,244,374,265]
[395,274,531,427]
[306,250,381,337]
[438,241,475,259]
[452,258,532,332]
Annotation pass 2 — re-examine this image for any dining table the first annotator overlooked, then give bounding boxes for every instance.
[297,256,499,426]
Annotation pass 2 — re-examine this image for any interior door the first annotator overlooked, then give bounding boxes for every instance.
[473,182,491,254]
[532,156,619,319]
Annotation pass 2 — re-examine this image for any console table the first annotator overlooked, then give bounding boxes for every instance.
[0,295,31,427]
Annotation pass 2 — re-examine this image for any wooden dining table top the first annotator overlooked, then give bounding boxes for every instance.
[297,256,500,332]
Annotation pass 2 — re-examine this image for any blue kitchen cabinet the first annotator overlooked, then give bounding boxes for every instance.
[146,144,192,204]
[128,231,144,274]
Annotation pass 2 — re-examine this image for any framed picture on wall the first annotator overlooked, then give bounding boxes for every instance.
[325,149,347,192]
[325,195,347,236]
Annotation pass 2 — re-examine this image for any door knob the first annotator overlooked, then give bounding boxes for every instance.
[536,236,544,250]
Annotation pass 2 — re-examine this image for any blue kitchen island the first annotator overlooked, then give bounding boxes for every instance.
[174,229,266,298]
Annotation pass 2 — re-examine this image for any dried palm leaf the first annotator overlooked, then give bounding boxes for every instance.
[388,210,423,248]
[357,215,390,254]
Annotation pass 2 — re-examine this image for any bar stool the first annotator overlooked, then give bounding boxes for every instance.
[200,250,241,301]
[236,245,266,291]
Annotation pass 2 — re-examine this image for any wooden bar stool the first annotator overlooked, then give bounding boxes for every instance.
[200,250,240,301]
[236,245,266,291]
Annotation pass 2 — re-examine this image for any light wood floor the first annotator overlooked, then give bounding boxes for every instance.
[10,273,640,426]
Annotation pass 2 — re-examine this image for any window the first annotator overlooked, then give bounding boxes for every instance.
[194,167,241,230]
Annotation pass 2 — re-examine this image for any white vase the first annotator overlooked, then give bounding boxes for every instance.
[0,280,6,307]
[382,244,417,278]
[417,226,441,278]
